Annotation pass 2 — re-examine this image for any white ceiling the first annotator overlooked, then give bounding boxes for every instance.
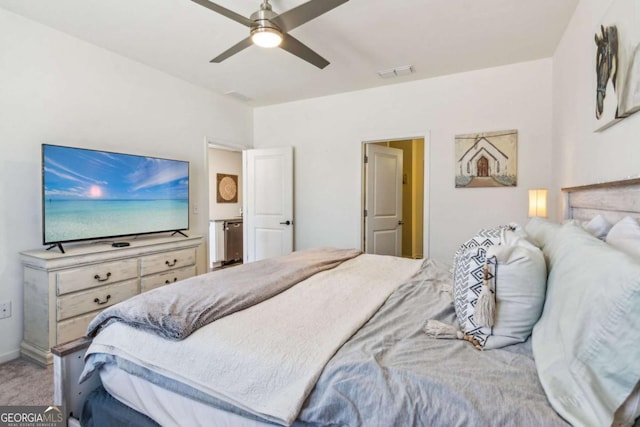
[0,0,579,106]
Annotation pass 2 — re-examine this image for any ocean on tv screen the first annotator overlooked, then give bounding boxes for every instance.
[43,145,189,243]
[44,199,189,242]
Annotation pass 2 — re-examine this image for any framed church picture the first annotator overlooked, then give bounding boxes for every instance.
[455,130,518,188]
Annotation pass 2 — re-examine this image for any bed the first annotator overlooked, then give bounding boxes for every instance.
[52,178,640,427]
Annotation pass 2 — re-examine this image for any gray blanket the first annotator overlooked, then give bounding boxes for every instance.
[295,259,569,427]
[86,247,361,340]
[85,259,570,426]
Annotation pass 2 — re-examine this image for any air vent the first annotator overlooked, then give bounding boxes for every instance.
[224,90,252,102]
[377,65,415,79]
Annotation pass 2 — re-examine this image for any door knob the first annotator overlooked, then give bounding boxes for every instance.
[398,221,404,226]
[280,220,292,225]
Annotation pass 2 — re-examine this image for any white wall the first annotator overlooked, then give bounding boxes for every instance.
[552,0,640,210]
[254,59,554,264]
[208,148,243,220]
[0,8,252,362]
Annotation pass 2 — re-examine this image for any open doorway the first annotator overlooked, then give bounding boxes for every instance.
[362,138,425,259]
[206,141,246,271]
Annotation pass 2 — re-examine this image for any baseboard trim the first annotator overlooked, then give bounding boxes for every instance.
[20,342,51,367]
[0,349,21,364]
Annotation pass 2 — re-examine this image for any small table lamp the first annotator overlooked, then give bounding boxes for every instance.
[528,189,548,217]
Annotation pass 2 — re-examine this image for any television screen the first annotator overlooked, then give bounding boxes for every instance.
[42,144,189,246]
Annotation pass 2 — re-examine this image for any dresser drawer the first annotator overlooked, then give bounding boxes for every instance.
[57,279,138,321]
[140,265,196,293]
[140,248,196,276]
[57,310,102,344]
[56,259,138,296]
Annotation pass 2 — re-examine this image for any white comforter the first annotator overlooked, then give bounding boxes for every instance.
[85,254,423,425]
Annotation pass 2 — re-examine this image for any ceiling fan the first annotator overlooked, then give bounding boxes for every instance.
[191,0,349,69]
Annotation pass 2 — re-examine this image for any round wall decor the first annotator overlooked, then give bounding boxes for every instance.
[216,173,238,203]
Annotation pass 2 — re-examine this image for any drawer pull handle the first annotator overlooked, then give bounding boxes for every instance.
[165,259,178,267]
[94,272,112,282]
[94,295,111,305]
[165,278,179,284]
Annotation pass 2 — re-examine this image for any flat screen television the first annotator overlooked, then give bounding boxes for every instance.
[42,144,189,252]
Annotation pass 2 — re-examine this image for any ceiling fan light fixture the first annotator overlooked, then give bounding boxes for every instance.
[195,0,346,68]
[251,26,283,48]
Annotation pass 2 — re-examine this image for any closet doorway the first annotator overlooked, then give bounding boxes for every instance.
[362,138,426,259]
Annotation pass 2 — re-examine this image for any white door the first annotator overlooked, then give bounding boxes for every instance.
[365,144,403,256]
[243,147,294,262]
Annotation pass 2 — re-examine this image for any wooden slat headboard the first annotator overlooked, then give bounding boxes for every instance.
[562,178,640,223]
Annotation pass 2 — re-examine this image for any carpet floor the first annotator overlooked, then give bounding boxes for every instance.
[0,358,53,406]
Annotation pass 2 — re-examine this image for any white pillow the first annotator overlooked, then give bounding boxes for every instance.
[453,227,547,349]
[532,223,640,427]
[525,217,561,249]
[582,214,613,240]
[524,217,561,269]
[606,216,640,259]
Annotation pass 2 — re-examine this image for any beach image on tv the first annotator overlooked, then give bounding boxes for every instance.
[43,145,189,243]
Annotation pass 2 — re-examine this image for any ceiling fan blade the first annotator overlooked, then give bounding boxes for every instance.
[190,0,255,28]
[210,37,253,63]
[270,0,349,32]
[280,34,329,69]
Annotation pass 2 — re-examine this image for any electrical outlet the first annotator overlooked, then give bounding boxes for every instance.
[192,203,199,215]
[0,301,11,319]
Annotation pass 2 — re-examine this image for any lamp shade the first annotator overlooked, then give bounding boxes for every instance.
[528,189,548,218]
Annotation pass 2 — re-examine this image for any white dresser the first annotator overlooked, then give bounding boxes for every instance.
[20,234,203,366]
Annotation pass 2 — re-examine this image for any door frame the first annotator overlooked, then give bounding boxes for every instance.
[360,132,430,259]
[203,137,250,271]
